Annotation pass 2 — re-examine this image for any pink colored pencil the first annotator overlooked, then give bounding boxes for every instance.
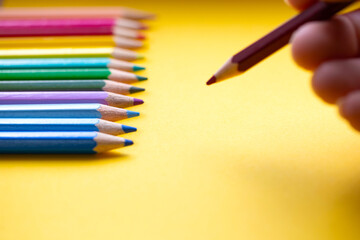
[0,7,155,20]
[0,19,145,38]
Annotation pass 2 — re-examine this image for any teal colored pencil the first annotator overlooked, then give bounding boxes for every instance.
[0,131,133,153]
[0,68,147,83]
[0,58,145,72]
[0,80,145,95]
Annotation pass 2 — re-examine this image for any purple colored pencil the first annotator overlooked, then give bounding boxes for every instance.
[0,91,144,108]
[206,1,355,85]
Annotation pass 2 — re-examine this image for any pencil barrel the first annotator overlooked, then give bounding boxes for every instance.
[0,5,151,153]
[0,119,100,132]
[0,69,111,80]
[0,80,106,91]
[0,131,98,153]
[0,58,111,69]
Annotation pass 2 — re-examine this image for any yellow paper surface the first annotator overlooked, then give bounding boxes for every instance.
[1,0,360,239]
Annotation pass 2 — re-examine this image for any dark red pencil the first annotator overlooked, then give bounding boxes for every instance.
[207,1,355,85]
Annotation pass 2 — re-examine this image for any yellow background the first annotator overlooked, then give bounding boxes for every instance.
[1,0,360,239]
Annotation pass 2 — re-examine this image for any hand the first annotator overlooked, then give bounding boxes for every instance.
[286,0,360,130]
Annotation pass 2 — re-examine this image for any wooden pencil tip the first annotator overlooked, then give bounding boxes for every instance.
[206,76,217,85]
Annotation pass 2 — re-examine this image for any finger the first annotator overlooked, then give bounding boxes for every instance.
[312,59,360,103]
[338,91,360,131]
[291,10,360,70]
[285,0,317,10]
[285,0,355,10]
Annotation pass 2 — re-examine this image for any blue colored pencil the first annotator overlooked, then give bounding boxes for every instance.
[0,131,133,153]
[0,58,145,72]
[0,118,137,135]
[0,103,139,122]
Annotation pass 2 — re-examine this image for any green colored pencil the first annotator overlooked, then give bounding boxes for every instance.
[0,68,147,83]
[0,80,145,95]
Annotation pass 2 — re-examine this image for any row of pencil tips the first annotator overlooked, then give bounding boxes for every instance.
[0,6,155,154]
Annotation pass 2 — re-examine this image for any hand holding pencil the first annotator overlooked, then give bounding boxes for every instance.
[208,0,360,132]
[286,0,360,131]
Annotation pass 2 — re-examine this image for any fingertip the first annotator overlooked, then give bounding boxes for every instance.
[284,0,291,7]
[337,91,360,120]
[285,0,317,10]
[291,17,358,72]
[291,22,325,71]
[337,92,360,132]
[312,61,345,104]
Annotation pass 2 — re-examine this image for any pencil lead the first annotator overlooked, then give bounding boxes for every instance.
[140,24,149,30]
[136,54,144,60]
[136,75,148,81]
[206,76,217,85]
[137,33,146,40]
[126,110,140,118]
[129,86,145,94]
[132,65,146,71]
[122,125,137,133]
[124,139,134,146]
[133,98,144,106]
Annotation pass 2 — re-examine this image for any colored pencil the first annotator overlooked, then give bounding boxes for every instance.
[0,47,143,61]
[0,118,137,135]
[0,80,145,95]
[0,68,147,83]
[0,58,145,72]
[0,18,147,35]
[0,7,155,20]
[0,91,144,108]
[0,131,133,153]
[206,1,355,85]
[0,36,144,49]
[0,103,139,121]
[0,20,146,39]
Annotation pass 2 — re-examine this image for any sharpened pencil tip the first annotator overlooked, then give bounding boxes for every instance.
[136,75,148,81]
[124,139,134,146]
[133,65,146,71]
[137,33,146,40]
[133,98,144,105]
[129,86,145,94]
[207,76,217,85]
[140,24,149,30]
[122,125,137,133]
[136,54,145,60]
[126,110,140,118]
